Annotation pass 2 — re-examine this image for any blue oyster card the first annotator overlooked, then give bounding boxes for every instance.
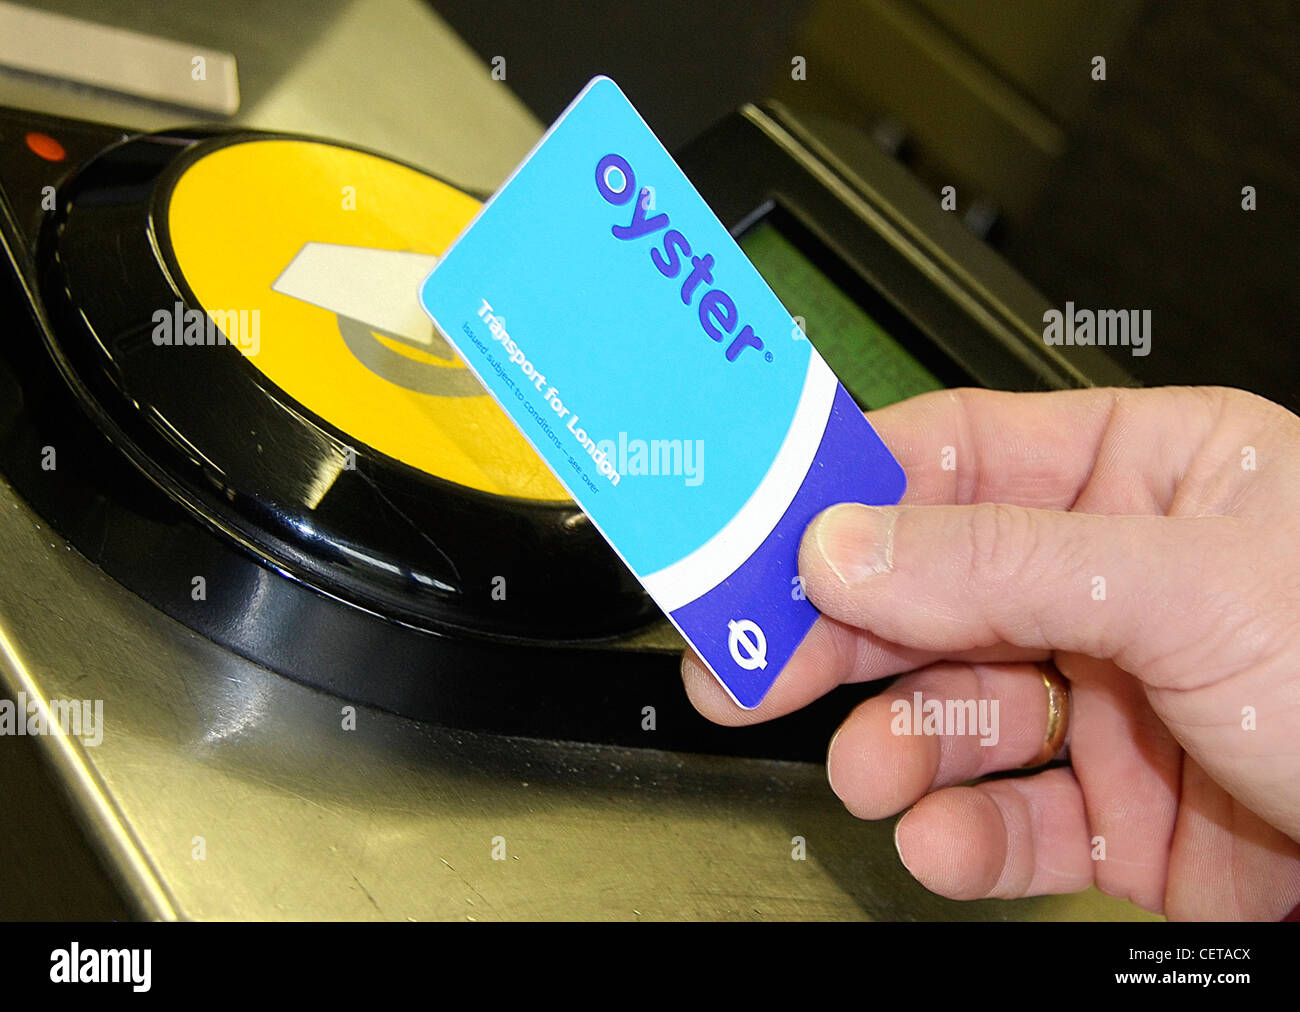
[420,76,906,708]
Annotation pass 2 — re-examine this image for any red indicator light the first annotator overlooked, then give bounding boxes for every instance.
[25,131,66,162]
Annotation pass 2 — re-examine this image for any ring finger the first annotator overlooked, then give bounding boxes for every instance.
[826,659,1069,820]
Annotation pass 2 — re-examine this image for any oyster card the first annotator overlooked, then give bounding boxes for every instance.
[419,76,906,708]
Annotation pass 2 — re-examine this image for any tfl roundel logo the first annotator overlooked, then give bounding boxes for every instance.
[727,618,768,671]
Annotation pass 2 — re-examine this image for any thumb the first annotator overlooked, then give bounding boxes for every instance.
[799,502,1246,688]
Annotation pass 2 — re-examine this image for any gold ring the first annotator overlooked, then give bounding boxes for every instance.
[1023,661,1070,768]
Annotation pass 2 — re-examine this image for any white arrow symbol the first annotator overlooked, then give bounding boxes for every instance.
[271,241,439,347]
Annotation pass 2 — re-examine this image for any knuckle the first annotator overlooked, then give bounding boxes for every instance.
[965,502,1036,592]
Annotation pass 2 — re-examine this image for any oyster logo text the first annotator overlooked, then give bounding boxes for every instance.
[596,153,770,365]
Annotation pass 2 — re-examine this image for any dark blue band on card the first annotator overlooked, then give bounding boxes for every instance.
[669,384,904,707]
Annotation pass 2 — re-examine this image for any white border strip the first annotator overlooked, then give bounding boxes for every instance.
[641,354,837,611]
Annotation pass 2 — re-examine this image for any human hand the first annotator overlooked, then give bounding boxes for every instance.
[682,386,1300,920]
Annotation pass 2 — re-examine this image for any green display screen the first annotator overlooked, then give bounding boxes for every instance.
[740,221,944,409]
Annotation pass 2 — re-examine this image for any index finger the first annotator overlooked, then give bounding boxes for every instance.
[866,386,1218,513]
